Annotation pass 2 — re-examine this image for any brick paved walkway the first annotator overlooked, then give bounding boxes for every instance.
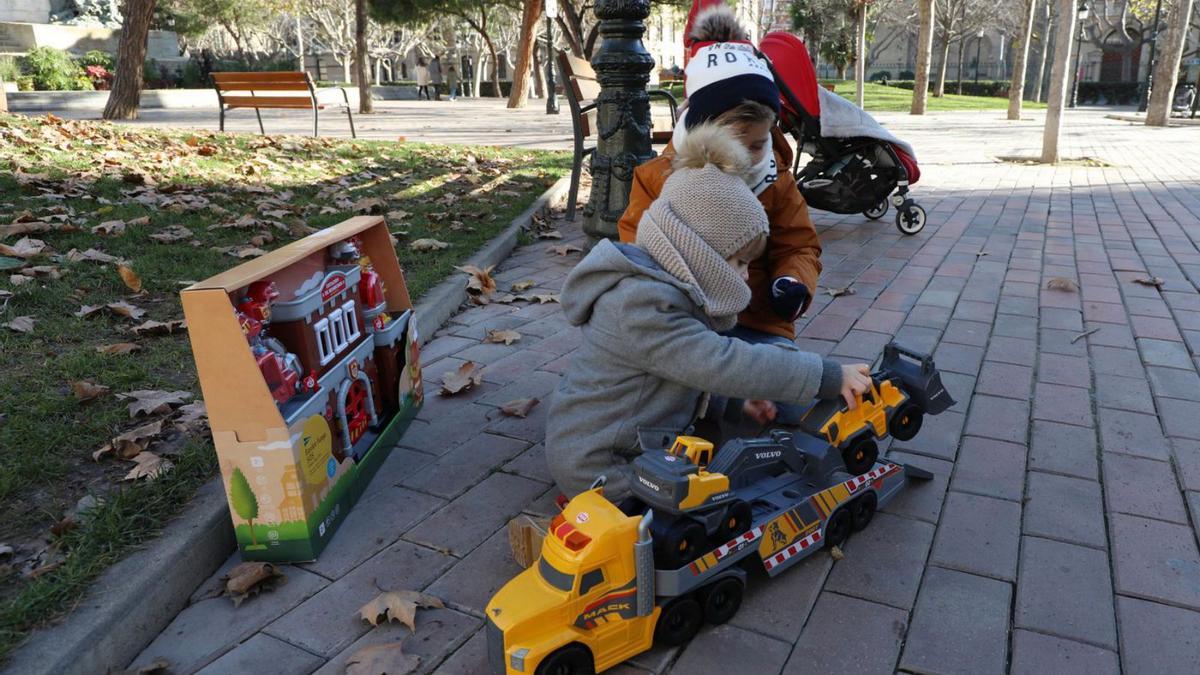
[130,110,1200,674]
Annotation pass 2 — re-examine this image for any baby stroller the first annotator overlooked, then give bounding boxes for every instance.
[1173,83,1197,119]
[758,32,927,235]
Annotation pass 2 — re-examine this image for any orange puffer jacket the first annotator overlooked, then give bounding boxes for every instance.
[617,127,823,339]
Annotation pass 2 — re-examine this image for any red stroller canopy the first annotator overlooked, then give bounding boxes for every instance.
[758,31,821,122]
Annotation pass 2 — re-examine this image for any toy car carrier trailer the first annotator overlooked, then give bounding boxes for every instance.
[484,343,951,675]
[485,444,932,675]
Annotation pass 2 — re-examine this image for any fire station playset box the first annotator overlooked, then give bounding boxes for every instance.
[181,216,423,562]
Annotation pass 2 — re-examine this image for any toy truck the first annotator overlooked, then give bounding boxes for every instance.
[484,342,952,675]
[799,342,955,474]
[485,436,932,674]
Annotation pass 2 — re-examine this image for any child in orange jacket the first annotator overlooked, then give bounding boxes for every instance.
[617,6,823,423]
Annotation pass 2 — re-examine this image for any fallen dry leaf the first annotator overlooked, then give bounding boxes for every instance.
[823,285,856,298]
[96,342,141,355]
[148,225,193,243]
[68,248,126,265]
[357,589,445,630]
[129,216,151,227]
[456,265,497,304]
[351,196,385,214]
[386,209,410,221]
[1133,276,1165,289]
[500,398,539,418]
[174,401,208,430]
[109,657,171,675]
[549,244,583,256]
[118,389,192,417]
[345,643,420,675]
[511,280,535,292]
[1046,277,1079,292]
[3,316,34,333]
[528,294,559,304]
[410,238,450,252]
[95,418,166,460]
[123,451,173,481]
[536,230,564,240]
[117,265,143,293]
[92,220,126,236]
[485,329,522,345]
[440,361,484,396]
[106,300,146,321]
[75,304,105,318]
[0,237,47,258]
[830,544,845,561]
[132,319,186,336]
[71,380,110,402]
[223,561,285,607]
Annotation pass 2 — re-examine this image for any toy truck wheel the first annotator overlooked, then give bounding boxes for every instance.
[654,596,704,647]
[656,519,706,570]
[701,577,745,625]
[714,500,752,544]
[824,508,852,548]
[535,644,595,675]
[841,435,879,475]
[849,493,877,532]
[889,402,924,441]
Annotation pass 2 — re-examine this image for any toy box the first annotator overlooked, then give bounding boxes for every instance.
[181,216,423,562]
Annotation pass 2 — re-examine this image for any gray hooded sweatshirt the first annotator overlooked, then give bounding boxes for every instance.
[546,240,841,500]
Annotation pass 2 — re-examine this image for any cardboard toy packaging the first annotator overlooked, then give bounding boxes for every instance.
[181,216,423,562]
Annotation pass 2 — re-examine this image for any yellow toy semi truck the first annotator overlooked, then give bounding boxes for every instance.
[484,341,953,675]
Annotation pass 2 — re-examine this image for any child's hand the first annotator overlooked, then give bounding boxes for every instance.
[743,399,777,424]
[841,364,872,410]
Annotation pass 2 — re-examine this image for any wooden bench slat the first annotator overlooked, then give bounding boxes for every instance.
[212,71,309,83]
[222,96,320,109]
[215,81,313,92]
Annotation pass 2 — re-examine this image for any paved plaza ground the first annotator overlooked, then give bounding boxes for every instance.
[117,105,1200,673]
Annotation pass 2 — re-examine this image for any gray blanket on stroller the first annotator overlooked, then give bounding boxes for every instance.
[816,87,916,160]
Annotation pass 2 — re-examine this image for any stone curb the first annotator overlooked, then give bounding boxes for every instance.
[1104,113,1200,126]
[2,175,572,675]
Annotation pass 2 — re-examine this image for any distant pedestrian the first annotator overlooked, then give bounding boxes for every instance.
[446,65,460,101]
[430,56,443,101]
[415,57,431,101]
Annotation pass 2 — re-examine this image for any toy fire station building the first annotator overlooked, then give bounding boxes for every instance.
[265,247,409,463]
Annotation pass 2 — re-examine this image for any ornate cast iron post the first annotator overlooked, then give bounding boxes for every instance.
[583,0,655,241]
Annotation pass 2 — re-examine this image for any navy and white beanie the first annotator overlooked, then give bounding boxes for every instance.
[683,42,780,129]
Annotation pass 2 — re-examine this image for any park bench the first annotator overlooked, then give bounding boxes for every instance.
[557,52,678,220]
[211,71,357,138]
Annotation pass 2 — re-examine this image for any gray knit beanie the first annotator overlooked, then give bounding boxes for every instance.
[636,123,769,330]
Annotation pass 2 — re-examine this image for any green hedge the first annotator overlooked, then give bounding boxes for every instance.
[887,79,1011,98]
[22,46,92,91]
[1076,82,1140,105]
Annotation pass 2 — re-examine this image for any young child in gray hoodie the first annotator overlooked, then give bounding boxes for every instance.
[546,123,872,500]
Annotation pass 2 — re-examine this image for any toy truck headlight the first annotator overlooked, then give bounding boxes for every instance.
[509,647,530,672]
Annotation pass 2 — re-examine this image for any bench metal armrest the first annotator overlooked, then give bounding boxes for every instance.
[647,89,678,123]
[314,86,353,108]
[579,100,597,114]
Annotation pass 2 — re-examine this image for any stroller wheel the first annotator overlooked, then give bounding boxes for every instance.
[863,200,888,220]
[896,205,927,236]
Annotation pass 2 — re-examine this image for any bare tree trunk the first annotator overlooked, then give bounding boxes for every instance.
[911,0,935,114]
[342,57,351,83]
[854,2,867,107]
[508,0,545,108]
[1008,0,1037,119]
[103,0,157,120]
[955,37,966,93]
[935,31,952,96]
[1041,0,1078,163]
[1147,0,1195,126]
[1034,14,1053,102]
[532,42,546,98]
[355,0,373,113]
[297,16,306,73]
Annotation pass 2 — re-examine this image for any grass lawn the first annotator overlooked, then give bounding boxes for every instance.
[0,111,569,659]
[661,81,1046,113]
